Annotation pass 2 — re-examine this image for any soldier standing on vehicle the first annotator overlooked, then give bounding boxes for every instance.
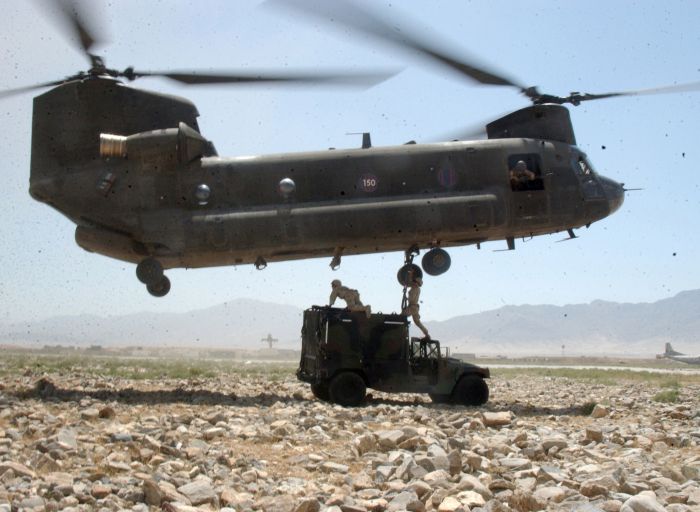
[402,270,430,339]
[329,279,371,318]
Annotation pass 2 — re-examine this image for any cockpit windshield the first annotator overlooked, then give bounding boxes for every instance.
[571,150,604,200]
[571,152,596,176]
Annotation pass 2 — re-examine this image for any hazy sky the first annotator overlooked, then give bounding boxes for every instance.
[1,0,699,327]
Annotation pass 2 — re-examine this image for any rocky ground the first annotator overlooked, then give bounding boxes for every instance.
[0,370,698,512]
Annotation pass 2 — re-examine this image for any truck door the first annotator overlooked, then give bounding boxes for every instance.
[363,319,410,390]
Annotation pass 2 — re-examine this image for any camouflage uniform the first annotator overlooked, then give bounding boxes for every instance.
[402,275,430,339]
[329,279,371,318]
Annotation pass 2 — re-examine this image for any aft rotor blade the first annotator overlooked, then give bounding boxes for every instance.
[36,0,105,63]
[0,78,71,99]
[267,0,526,90]
[130,69,399,88]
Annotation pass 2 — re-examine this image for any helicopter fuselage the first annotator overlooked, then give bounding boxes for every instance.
[28,78,624,294]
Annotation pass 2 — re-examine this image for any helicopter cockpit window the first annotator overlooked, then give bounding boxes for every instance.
[508,154,544,192]
[571,153,605,199]
[571,154,595,176]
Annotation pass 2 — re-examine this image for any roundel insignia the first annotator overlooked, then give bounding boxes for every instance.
[437,163,457,188]
[359,173,379,192]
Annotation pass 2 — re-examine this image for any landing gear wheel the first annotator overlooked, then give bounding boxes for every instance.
[397,264,423,287]
[451,374,489,406]
[311,382,330,401]
[147,276,171,297]
[422,248,451,276]
[328,371,366,406]
[136,257,163,285]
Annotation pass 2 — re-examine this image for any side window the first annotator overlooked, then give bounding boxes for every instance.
[508,154,544,192]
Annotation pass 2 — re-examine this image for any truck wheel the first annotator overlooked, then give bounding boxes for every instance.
[311,382,330,401]
[329,372,366,406]
[429,393,451,404]
[452,375,489,406]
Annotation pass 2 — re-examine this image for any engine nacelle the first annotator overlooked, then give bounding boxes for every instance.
[99,122,210,170]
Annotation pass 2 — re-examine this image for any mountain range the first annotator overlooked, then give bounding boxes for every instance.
[1,291,699,357]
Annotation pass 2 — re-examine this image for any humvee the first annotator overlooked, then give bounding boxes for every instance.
[297,306,490,406]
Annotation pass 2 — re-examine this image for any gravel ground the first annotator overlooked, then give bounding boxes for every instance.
[0,369,698,511]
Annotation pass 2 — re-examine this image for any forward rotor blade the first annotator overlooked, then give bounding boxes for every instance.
[429,122,487,143]
[564,80,700,105]
[266,0,525,90]
[0,78,70,99]
[130,69,399,88]
[427,108,521,143]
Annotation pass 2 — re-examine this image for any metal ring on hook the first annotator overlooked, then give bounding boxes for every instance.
[330,255,341,271]
[330,247,343,271]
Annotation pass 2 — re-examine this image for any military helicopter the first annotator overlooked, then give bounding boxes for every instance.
[6,0,699,297]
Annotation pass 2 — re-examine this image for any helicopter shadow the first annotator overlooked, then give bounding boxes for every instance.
[13,380,591,416]
[9,378,312,408]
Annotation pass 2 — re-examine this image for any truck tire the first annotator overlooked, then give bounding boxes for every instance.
[311,382,330,401]
[429,393,451,404]
[329,372,366,406]
[452,374,489,406]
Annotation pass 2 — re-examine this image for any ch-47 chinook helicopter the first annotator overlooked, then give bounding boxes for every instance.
[6,1,700,297]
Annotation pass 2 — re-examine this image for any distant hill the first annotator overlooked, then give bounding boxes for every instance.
[1,291,698,357]
[428,289,700,356]
[0,299,304,349]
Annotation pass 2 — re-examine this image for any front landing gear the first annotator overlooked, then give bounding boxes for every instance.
[397,263,423,287]
[396,246,452,286]
[136,258,171,297]
[422,248,451,276]
[397,246,422,287]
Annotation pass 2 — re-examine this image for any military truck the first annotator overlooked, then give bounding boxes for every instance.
[297,306,489,406]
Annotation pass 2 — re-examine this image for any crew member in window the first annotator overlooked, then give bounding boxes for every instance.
[510,160,536,190]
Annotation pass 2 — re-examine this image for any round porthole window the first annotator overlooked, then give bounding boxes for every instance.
[278,177,296,197]
[195,184,211,205]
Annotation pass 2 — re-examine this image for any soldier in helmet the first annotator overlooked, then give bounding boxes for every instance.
[509,160,537,191]
[329,279,371,318]
[402,270,430,340]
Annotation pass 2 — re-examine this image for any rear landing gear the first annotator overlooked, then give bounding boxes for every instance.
[136,257,163,284]
[147,276,171,297]
[136,258,171,297]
